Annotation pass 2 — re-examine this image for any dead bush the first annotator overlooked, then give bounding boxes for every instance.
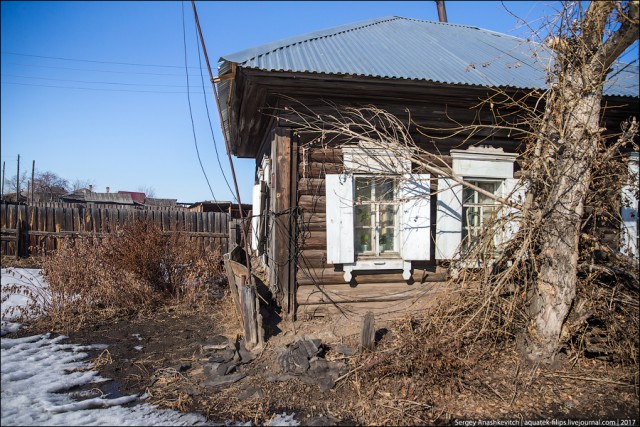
[40,218,223,330]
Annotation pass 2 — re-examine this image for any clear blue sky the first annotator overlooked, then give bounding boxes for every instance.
[0,1,621,204]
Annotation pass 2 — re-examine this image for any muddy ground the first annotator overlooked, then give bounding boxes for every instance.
[5,263,639,425]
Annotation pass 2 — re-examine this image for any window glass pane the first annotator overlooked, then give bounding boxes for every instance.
[463,186,476,205]
[355,228,373,253]
[355,205,373,227]
[355,178,372,202]
[462,180,501,252]
[376,179,395,201]
[379,228,395,252]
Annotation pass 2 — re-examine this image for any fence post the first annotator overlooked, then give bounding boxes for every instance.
[229,219,238,251]
[360,311,375,351]
[14,207,21,259]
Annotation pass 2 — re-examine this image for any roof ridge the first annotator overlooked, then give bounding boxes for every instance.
[220,16,529,65]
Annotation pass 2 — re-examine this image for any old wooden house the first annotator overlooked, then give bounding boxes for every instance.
[216,16,639,320]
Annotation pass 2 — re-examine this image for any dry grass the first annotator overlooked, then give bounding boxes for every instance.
[3,218,224,332]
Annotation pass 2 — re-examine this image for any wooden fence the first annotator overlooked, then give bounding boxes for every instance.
[1,202,242,259]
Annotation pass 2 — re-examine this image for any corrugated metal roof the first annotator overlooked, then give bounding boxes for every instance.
[219,16,638,97]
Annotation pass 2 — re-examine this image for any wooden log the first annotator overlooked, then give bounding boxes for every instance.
[306,162,342,177]
[298,178,326,196]
[296,295,440,320]
[296,279,443,305]
[299,195,326,213]
[305,148,343,163]
[360,312,375,351]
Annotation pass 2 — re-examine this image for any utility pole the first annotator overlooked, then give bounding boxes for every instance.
[190,0,252,276]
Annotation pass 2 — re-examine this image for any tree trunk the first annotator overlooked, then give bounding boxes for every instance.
[523,74,603,364]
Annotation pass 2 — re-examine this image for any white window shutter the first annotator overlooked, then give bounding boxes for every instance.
[400,174,431,260]
[251,183,262,252]
[326,174,355,264]
[621,154,639,259]
[435,177,463,259]
[497,178,526,245]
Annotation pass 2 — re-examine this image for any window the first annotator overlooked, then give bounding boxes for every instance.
[354,177,399,256]
[326,172,431,282]
[436,146,519,260]
[462,180,501,251]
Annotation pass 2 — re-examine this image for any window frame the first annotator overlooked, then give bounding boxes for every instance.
[461,178,502,253]
[353,175,401,258]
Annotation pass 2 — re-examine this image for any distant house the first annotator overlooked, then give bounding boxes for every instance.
[188,201,251,219]
[216,16,639,318]
[60,190,136,206]
[117,191,146,204]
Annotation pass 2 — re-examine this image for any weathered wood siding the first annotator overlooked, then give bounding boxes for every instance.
[0,202,238,258]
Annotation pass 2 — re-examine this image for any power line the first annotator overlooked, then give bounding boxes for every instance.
[1,73,189,87]
[181,1,222,211]
[2,51,207,70]
[194,8,236,202]
[2,60,203,77]
[1,81,201,94]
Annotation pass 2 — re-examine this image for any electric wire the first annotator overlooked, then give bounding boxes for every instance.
[1,50,206,70]
[181,1,224,214]
[193,14,236,202]
[1,81,199,94]
[1,73,189,87]
[2,60,205,76]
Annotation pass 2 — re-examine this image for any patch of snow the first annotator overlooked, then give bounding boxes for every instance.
[266,413,300,426]
[1,332,212,425]
[1,268,301,426]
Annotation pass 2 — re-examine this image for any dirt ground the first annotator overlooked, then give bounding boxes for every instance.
[5,260,639,425]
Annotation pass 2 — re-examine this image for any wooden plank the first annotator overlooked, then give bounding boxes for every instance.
[273,127,293,314]
[296,279,442,305]
[30,205,39,254]
[55,207,64,250]
[203,211,210,252]
[15,205,22,258]
[100,208,109,233]
[239,276,264,350]
[46,205,55,253]
[223,254,244,322]
[75,207,83,233]
[360,312,375,351]
[109,208,118,232]
[289,137,299,315]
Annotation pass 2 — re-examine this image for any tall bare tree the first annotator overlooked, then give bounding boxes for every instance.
[519,0,638,363]
[32,171,69,202]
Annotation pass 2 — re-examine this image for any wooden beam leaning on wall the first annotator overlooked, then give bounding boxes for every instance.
[271,127,296,316]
